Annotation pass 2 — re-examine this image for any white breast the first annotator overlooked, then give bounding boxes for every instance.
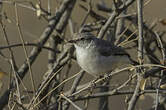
[75,45,130,77]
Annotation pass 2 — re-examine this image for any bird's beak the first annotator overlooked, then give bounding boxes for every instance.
[68,40,76,43]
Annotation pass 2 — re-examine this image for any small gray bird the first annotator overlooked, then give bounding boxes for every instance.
[69,32,136,77]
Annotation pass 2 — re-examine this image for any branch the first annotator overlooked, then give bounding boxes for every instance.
[97,0,136,39]
[0,0,74,108]
[128,0,144,109]
[0,43,60,53]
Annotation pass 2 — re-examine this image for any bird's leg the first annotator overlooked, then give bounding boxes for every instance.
[89,75,103,94]
[102,72,111,83]
[90,77,99,92]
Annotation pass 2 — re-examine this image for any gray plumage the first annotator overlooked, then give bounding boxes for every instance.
[69,32,132,77]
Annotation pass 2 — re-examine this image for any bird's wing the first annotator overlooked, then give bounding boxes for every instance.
[96,39,129,57]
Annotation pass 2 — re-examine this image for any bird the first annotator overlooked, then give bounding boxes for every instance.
[69,32,136,77]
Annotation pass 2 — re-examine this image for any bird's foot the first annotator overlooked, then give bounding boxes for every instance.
[102,73,111,82]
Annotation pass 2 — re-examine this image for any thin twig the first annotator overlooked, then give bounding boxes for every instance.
[28,45,74,109]
[72,89,166,101]
[63,70,84,110]
[69,64,166,97]
[32,70,82,109]
[0,17,22,106]
[0,43,60,53]
[128,0,144,109]
[0,0,74,108]
[97,0,135,39]
[154,32,165,110]
[15,3,36,93]
[61,94,83,110]
[80,0,92,27]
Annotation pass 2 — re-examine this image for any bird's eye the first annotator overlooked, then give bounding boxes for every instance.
[78,36,92,41]
[80,37,85,40]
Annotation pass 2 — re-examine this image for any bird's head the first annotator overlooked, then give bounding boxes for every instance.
[68,33,96,48]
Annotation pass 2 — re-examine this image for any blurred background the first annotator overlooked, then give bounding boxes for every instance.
[0,0,166,110]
